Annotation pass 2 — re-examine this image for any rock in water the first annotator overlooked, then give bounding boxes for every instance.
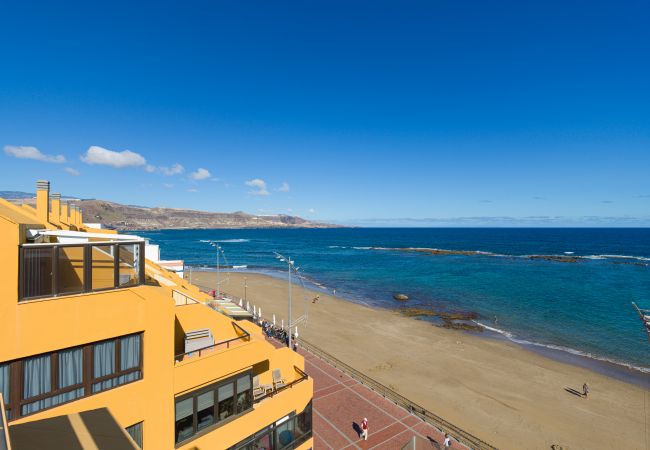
[393,294,409,301]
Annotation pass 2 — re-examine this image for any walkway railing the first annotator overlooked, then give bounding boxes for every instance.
[298,338,498,450]
[174,322,251,363]
[253,365,309,403]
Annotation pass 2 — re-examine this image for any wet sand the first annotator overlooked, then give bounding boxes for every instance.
[190,270,649,450]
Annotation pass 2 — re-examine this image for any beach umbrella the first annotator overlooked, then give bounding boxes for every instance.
[253,305,257,316]
[246,300,250,311]
[273,314,276,326]
[239,299,243,307]
[281,319,284,330]
[259,307,262,318]
[295,326,299,338]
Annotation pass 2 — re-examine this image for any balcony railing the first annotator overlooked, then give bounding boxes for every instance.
[172,289,203,306]
[174,322,251,363]
[253,366,309,404]
[19,241,145,301]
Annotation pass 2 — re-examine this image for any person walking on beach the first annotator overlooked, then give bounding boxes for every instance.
[361,418,368,441]
[582,382,590,399]
[443,433,452,448]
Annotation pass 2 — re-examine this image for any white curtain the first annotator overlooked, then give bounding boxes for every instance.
[120,335,140,370]
[0,363,8,401]
[54,348,84,404]
[92,341,116,393]
[22,355,51,414]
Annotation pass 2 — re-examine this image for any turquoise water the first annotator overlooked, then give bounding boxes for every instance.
[139,228,650,375]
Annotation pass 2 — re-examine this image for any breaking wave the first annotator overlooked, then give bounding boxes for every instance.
[474,321,650,374]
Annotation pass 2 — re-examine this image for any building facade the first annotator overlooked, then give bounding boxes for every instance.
[0,181,313,450]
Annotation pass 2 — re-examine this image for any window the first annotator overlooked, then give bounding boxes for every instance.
[19,242,145,301]
[175,372,253,445]
[118,244,140,287]
[57,245,85,295]
[1,332,143,421]
[229,401,313,450]
[126,422,143,449]
[92,334,142,394]
[0,364,9,420]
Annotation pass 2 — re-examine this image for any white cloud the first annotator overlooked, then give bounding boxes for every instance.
[64,167,80,176]
[190,168,211,180]
[160,163,185,176]
[277,182,290,192]
[308,208,316,214]
[187,188,199,193]
[163,183,174,188]
[145,164,156,173]
[245,178,270,196]
[4,145,65,163]
[81,145,146,168]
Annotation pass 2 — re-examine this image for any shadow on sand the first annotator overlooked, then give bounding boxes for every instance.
[564,387,584,398]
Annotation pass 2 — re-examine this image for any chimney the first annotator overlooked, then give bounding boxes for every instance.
[36,180,50,224]
[61,202,70,224]
[51,192,61,223]
[71,205,78,227]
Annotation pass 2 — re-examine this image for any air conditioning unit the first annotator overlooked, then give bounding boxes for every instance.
[184,328,214,355]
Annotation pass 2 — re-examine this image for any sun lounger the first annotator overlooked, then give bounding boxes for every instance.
[272,369,287,390]
[253,375,273,400]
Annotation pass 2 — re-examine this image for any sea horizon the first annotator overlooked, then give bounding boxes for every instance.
[140,227,650,385]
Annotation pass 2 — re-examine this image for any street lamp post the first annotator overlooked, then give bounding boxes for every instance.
[208,242,223,298]
[275,252,296,350]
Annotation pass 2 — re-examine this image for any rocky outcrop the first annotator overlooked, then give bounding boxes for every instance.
[393,294,409,301]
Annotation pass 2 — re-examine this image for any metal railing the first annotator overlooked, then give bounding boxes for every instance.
[253,365,309,403]
[172,289,202,306]
[174,322,251,363]
[298,338,498,450]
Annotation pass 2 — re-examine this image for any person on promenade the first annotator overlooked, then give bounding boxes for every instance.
[361,418,368,440]
[312,295,320,304]
[582,382,590,399]
[443,433,451,448]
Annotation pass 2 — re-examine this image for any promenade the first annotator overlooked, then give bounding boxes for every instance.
[264,335,469,450]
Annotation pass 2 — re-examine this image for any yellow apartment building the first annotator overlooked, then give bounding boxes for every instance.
[0,180,313,450]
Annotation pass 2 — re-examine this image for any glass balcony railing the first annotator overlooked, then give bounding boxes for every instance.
[19,241,145,301]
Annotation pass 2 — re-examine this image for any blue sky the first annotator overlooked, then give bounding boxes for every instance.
[1,1,648,226]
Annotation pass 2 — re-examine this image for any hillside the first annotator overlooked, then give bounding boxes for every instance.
[1,191,339,230]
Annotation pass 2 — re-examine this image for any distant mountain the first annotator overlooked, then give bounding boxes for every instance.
[7,196,340,230]
[0,191,81,200]
[0,191,36,199]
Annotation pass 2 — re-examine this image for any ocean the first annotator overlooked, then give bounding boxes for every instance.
[139,228,650,380]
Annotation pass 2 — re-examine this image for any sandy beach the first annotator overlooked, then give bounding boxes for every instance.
[190,270,648,449]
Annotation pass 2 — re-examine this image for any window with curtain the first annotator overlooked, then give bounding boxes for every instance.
[0,363,9,419]
[236,374,251,414]
[4,332,143,421]
[118,334,141,385]
[92,333,142,394]
[126,421,143,449]
[175,397,194,444]
[22,354,52,415]
[175,371,252,444]
[228,402,313,450]
[196,391,214,432]
[217,382,234,421]
[92,340,116,393]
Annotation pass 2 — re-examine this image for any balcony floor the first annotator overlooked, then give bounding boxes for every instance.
[267,338,467,450]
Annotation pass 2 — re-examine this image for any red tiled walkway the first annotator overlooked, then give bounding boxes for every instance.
[295,344,467,450]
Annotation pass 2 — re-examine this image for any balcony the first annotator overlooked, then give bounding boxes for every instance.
[19,240,145,301]
[174,322,251,363]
